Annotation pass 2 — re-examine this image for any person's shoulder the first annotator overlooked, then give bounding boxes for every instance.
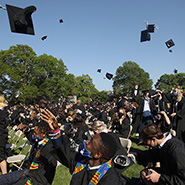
[165,136,185,152]
[102,167,125,184]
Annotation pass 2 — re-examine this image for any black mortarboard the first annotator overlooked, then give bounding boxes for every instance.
[6,4,36,35]
[165,39,175,48]
[59,19,63,23]
[174,69,178,74]
[41,35,47,41]
[147,24,155,33]
[140,30,150,42]
[105,72,113,80]
[97,69,101,73]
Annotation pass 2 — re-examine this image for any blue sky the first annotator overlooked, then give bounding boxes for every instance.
[0,0,185,91]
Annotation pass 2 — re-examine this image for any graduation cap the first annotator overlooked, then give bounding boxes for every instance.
[165,39,175,48]
[41,35,47,41]
[6,4,36,35]
[165,39,175,53]
[147,24,155,33]
[97,69,101,73]
[140,20,158,42]
[140,30,150,42]
[105,72,113,80]
[174,69,178,74]
[59,19,63,23]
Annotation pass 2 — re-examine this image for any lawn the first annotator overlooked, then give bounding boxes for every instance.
[6,130,146,185]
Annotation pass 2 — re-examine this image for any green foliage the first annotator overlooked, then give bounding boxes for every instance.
[0,45,36,97]
[0,45,70,103]
[155,73,185,92]
[113,61,153,96]
[2,45,183,104]
[0,44,111,104]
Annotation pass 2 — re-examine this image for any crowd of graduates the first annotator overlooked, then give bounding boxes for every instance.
[0,85,185,185]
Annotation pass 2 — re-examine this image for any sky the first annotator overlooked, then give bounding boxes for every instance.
[0,0,185,91]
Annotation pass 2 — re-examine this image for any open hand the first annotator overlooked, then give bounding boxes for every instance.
[41,109,59,131]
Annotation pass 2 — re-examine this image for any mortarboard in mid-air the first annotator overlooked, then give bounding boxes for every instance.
[105,72,113,80]
[6,4,36,35]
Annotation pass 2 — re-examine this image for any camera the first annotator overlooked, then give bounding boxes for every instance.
[114,155,130,167]
[146,169,152,176]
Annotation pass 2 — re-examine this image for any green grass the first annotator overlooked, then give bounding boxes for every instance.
[5,129,146,185]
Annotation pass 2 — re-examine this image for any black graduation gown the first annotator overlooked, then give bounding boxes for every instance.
[14,130,57,185]
[97,110,108,125]
[0,106,9,161]
[175,97,185,142]
[70,166,124,185]
[52,135,125,185]
[73,125,91,144]
[136,136,185,185]
[162,94,185,142]
[113,115,130,138]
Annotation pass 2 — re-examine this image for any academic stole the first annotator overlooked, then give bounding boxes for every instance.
[25,138,49,185]
[72,158,112,185]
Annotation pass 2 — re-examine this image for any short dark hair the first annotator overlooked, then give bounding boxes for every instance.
[141,124,163,141]
[39,99,47,109]
[37,121,51,136]
[99,133,118,161]
[73,114,86,129]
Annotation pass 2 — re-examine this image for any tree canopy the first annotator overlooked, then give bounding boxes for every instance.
[155,73,185,92]
[113,61,153,96]
[0,44,108,104]
[1,45,184,104]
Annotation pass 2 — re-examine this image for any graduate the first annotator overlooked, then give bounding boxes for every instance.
[41,109,125,185]
[0,121,57,185]
[134,124,185,185]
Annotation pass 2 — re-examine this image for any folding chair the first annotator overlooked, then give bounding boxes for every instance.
[6,130,23,150]
[8,125,18,139]
[7,140,32,171]
[119,137,132,153]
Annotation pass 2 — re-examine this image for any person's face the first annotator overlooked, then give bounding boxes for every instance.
[33,126,45,139]
[85,134,101,158]
[145,138,157,148]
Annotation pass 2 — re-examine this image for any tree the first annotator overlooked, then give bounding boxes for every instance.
[0,44,109,104]
[155,73,185,93]
[0,45,69,104]
[33,54,68,101]
[0,44,37,101]
[113,61,153,96]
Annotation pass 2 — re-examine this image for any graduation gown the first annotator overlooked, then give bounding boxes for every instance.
[14,130,57,185]
[162,94,185,142]
[52,135,125,185]
[0,106,9,162]
[136,136,185,185]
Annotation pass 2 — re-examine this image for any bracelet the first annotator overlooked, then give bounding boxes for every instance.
[51,128,60,134]
[49,131,60,136]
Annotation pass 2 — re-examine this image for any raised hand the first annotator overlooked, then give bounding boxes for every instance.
[41,109,59,131]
